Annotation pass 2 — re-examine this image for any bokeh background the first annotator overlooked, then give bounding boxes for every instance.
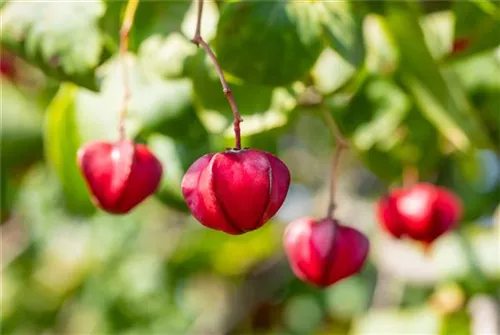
[1,1,499,334]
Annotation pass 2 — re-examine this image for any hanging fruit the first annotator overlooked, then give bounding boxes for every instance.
[284,217,369,287]
[77,140,162,214]
[181,0,290,234]
[283,105,369,287]
[77,0,162,214]
[377,183,463,246]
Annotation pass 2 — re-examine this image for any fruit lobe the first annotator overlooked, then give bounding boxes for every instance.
[377,183,462,245]
[284,217,369,287]
[77,140,163,214]
[181,148,290,235]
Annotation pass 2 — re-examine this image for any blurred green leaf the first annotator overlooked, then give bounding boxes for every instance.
[0,79,43,169]
[215,1,324,86]
[311,48,356,95]
[437,150,499,221]
[44,84,95,215]
[185,50,275,116]
[138,32,197,79]
[329,76,441,181]
[316,1,366,67]
[131,1,192,51]
[447,51,500,144]
[0,1,106,90]
[284,295,323,333]
[420,10,454,60]
[363,14,399,75]
[385,2,493,151]
[147,134,206,212]
[447,0,500,60]
[326,277,371,319]
[0,170,9,221]
[75,54,196,143]
[15,164,67,241]
[440,310,471,335]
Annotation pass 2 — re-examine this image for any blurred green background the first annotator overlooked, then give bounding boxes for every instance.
[1,1,499,334]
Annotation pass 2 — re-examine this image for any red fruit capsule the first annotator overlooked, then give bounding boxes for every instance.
[377,183,462,245]
[77,140,163,214]
[284,217,369,287]
[181,149,290,234]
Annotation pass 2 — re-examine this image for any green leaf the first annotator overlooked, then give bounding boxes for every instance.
[311,48,356,95]
[329,76,441,181]
[185,50,275,116]
[420,10,454,60]
[75,54,195,143]
[215,1,324,86]
[452,0,500,38]
[440,310,471,335]
[0,79,43,169]
[130,1,191,50]
[437,150,500,221]
[447,52,500,143]
[447,0,500,60]
[316,1,366,67]
[44,84,95,215]
[1,170,10,221]
[363,14,399,75]
[385,3,493,150]
[147,133,210,212]
[138,33,197,79]
[0,1,106,90]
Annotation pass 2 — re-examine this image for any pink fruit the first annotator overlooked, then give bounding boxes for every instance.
[284,217,369,287]
[181,148,290,234]
[377,183,462,245]
[77,140,163,214]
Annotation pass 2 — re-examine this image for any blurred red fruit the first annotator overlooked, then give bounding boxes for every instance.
[283,217,369,287]
[451,38,470,54]
[377,183,462,245]
[77,140,163,214]
[181,148,290,235]
[0,52,17,80]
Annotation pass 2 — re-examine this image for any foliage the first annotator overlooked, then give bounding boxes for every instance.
[1,1,499,334]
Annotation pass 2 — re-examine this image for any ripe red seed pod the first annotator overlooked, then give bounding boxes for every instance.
[181,148,290,234]
[283,217,370,287]
[377,183,462,245]
[77,140,163,214]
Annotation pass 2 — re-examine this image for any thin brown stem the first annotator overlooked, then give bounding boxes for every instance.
[327,144,347,218]
[322,104,349,218]
[118,0,139,140]
[191,0,243,149]
[403,165,419,189]
[194,0,203,38]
